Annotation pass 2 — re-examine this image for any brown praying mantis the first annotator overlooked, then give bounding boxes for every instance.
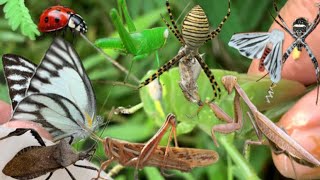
[90,113,218,179]
[206,75,320,171]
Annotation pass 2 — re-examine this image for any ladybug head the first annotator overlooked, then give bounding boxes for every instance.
[68,14,87,33]
[293,17,309,37]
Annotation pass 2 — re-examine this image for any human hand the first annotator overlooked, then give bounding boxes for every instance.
[0,100,52,139]
[248,0,320,178]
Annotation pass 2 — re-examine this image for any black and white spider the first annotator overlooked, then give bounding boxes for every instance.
[230,2,320,104]
[272,1,320,103]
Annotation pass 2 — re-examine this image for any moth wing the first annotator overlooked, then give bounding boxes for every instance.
[228,32,271,59]
[264,30,285,83]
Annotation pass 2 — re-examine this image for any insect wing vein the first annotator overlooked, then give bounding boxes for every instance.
[12,94,87,141]
[264,39,283,83]
[2,55,37,110]
[228,32,270,59]
[26,38,96,120]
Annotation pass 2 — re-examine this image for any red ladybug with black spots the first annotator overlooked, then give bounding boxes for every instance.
[38,5,87,33]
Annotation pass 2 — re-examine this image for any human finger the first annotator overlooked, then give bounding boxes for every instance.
[248,0,320,85]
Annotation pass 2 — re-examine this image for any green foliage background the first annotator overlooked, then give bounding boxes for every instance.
[0,0,307,179]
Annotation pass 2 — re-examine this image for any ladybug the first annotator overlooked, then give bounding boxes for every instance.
[38,5,87,33]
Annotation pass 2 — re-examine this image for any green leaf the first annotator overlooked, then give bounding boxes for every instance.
[2,0,40,40]
[143,167,164,180]
[0,0,8,5]
[0,84,9,103]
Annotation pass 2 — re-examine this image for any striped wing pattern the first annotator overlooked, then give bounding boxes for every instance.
[264,29,285,83]
[26,38,96,119]
[228,32,270,59]
[264,39,283,83]
[13,94,89,141]
[3,38,97,142]
[2,55,36,110]
[228,29,284,83]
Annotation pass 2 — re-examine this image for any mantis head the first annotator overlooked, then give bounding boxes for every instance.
[221,75,237,94]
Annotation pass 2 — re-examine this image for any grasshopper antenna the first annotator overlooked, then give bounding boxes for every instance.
[80,33,140,83]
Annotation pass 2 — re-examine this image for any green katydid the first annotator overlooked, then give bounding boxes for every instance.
[95,0,169,70]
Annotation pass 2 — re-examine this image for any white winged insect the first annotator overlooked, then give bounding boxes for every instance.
[2,38,100,142]
[228,29,284,83]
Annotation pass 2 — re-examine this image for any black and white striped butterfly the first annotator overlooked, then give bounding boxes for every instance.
[2,38,99,142]
[228,29,285,83]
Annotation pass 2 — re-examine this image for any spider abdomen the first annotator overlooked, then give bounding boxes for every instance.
[182,5,210,49]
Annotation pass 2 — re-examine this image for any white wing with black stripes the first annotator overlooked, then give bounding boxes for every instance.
[228,29,284,83]
[26,38,96,119]
[2,55,36,110]
[263,29,284,83]
[3,38,98,142]
[12,94,91,140]
[228,32,270,59]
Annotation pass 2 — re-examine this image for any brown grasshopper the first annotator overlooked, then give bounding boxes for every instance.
[207,75,320,169]
[92,113,219,179]
[0,128,98,180]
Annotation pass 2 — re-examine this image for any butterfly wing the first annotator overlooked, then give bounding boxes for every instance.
[26,38,96,119]
[9,38,97,141]
[263,29,285,83]
[12,93,90,141]
[2,55,36,110]
[228,32,271,59]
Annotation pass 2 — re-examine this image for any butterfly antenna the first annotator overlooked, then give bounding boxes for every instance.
[256,72,269,82]
[95,80,138,89]
[99,85,114,115]
[88,107,115,162]
[124,60,135,83]
[79,33,140,83]
[98,107,115,139]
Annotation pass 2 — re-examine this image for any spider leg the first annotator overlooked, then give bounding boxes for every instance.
[139,51,186,88]
[282,41,297,64]
[303,9,320,38]
[194,54,221,99]
[206,0,231,41]
[161,14,185,45]
[165,0,184,44]
[269,10,296,39]
[272,0,294,36]
[304,43,320,104]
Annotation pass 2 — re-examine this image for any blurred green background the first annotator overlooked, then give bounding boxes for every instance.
[1,0,306,179]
